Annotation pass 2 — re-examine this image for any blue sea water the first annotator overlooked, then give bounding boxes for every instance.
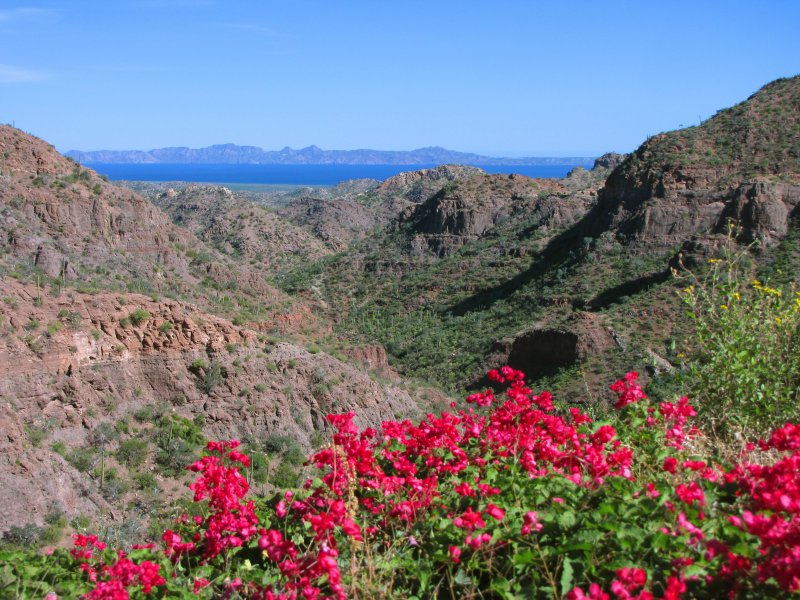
[85,163,588,186]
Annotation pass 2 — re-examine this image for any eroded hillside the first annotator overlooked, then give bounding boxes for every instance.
[0,127,435,536]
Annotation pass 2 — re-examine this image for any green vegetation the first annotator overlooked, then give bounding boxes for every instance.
[128,308,151,326]
[677,253,800,437]
[115,438,149,468]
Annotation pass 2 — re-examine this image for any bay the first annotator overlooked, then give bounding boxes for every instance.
[84,163,587,186]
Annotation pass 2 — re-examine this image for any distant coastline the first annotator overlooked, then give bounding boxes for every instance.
[66,143,594,167]
[86,163,584,186]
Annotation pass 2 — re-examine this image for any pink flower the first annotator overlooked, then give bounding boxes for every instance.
[193,578,211,594]
[521,511,543,535]
[448,545,461,563]
[485,503,505,521]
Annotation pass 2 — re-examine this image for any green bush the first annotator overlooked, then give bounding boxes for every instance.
[133,471,160,492]
[680,253,800,437]
[1,523,42,547]
[128,308,151,326]
[65,448,97,472]
[115,438,149,468]
[189,358,208,371]
[200,361,223,394]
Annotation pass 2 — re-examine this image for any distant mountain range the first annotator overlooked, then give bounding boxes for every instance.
[65,144,594,166]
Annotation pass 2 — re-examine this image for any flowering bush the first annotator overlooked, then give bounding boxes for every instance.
[680,252,800,437]
[3,367,800,598]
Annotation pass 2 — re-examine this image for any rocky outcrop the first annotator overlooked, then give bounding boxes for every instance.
[405,173,569,257]
[486,313,615,379]
[278,197,383,251]
[152,185,332,271]
[343,344,401,381]
[276,167,490,251]
[377,165,486,203]
[0,126,321,337]
[582,76,800,249]
[0,126,197,282]
[563,152,628,191]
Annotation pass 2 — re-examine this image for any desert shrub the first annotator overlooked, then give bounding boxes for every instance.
[57,309,82,328]
[133,471,160,492]
[189,358,208,371]
[45,320,63,336]
[154,437,195,477]
[128,308,151,326]
[24,423,49,447]
[116,438,149,468]
[152,414,204,476]
[100,477,129,502]
[199,361,223,394]
[1,524,42,547]
[65,448,97,472]
[680,253,800,437]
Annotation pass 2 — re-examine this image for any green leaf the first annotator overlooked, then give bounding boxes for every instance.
[513,550,536,565]
[560,556,574,597]
[454,568,471,586]
[417,566,432,591]
[557,510,577,528]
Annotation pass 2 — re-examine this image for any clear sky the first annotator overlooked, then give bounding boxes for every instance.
[1,0,799,157]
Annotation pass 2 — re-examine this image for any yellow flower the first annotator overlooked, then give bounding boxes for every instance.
[720,305,728,310]
[708,258,720,264]
[733,292,740,301]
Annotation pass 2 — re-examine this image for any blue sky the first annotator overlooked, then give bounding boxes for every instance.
[1,1,799,156]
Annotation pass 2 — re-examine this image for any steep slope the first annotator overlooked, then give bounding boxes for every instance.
[0,279,420,534]
[0,125,323,336]
[276,196,385,251]
[404,172,569,257]
[276,165,487,250]
[279,166,606,388]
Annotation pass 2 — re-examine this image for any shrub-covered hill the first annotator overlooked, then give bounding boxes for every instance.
[277,76,800,393]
